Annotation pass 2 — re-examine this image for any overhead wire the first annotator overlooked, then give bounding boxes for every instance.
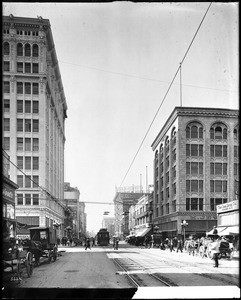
[118,2,213,188]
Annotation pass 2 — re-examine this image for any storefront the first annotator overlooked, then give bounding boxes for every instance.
[2,176,18,239]
[215,200,239,249]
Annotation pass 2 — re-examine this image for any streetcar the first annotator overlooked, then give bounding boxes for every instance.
[96,228,110,246]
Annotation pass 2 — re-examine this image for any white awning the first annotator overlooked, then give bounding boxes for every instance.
[207,226,239,236]
[135,227,151,237]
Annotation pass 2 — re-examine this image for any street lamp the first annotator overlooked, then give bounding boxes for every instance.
[181,220,188,241]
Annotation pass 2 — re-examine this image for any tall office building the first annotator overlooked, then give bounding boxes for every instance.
[3,15,68,238]
[151,106,239,239]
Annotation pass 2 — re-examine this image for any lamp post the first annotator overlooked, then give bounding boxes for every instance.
[181,220,188,241]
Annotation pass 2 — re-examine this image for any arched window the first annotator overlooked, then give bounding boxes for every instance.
[186,122,203,139]
[32,44,39,57]
[17,43,23,56]
[25,43,31,56]
[234,126,239,140]
[171,128,176,146]
[210,123,228,140]
[165,137,169,155]
[3,42,10,55]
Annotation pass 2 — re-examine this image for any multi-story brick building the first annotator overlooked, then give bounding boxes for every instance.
[151,106,239,239]
[3,15,68,238]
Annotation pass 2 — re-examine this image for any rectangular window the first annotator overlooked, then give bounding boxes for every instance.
[199,180,203,192]
[4,81,10,93]
[223,181,227,192]
[17,82,23,94]
[17,138,23,150]
[223,163,227,175]
[4,137,10,150]
[25,175,31,188]
[33,101,39,113]
[25,194,31,205]
[32,176,39,188]
[210,145,214,157]
[33,157,39,170]
[215,180,222,192]
[25,82,31,94]
[17,194,23,205]
[25,119,31,132]
[25,157,31,170]
[4,61,10,71]
[166,203,169,214]
[17,156,23,169]
[33,194,39,205]
[210,180,214,193]
[215,145,222,157]
[33,83,39,95]
[186,180,190,192]
[186,198,190,211]
[17,175,23,187]
[234,146,238,158]
[199,145,203,156]
[199,198,203,211]
[17,100,23,113]
[4,99,10,112]
[33,119,39,132]
[186,162,190,175]
[191,144,198,156]
[210,163,214,175]
[186,144,190,157]
[32,63,39,73]
[191,198,198,210]
[25,138,31,151]
[17,62,23,73]
[199,162,203,175]
[17,119,23,131]
[223,145,227,157]
[25,101,31,113]
[4,118,10,131]
[215,163,222,175]
[191,162,198,175]
[33,138,39,151]
[25,62,31,73]
[191,180,198,192]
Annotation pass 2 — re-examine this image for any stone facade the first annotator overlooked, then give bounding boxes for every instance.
[151,106,239,239]
[3,15,67,238]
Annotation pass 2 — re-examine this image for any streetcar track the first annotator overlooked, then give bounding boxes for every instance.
[111,256,172,287]
[130,248,239,286]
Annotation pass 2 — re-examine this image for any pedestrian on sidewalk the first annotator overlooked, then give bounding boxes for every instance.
[211,238,220,268]
[85,238,91,250]
[114,238,119,250]
[176,239,183,253]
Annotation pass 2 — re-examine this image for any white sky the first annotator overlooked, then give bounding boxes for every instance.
[3,2,239,233]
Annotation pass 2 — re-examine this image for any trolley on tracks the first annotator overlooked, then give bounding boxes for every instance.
[97,228,110,246]
[26,226,58,265]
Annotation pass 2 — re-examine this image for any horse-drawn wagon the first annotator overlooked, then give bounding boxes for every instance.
[3,237,34,284]
[24,226,58,265]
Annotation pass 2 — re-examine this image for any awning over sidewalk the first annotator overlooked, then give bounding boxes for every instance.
[207,226,239,236]
[135,227,151,237]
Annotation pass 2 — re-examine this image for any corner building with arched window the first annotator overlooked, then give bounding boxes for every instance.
[151,107,239,239]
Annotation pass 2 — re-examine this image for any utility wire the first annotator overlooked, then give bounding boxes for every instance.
[2,149,65,208]
[118,2,213,188]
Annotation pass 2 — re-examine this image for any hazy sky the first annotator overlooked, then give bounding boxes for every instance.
[3,2,238,233]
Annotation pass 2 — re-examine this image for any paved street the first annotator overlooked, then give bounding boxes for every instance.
[3,242,240,299]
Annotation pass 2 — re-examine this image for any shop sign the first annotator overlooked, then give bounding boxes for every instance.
[2,184,14,201]
[217,200,239,214]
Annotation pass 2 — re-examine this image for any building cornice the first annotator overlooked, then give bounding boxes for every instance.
[151,106,239,150]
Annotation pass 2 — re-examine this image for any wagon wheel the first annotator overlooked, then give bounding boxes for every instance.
[25,252,34,277]
[47,250,51,263]
[34,253,40,266]
[52,247,57,262]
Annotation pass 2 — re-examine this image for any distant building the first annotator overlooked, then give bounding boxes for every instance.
[151,106,239,239]
[113,191,145,238]
[64,182,87,238]
[3,15,68,238]
[102,217,115,238]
